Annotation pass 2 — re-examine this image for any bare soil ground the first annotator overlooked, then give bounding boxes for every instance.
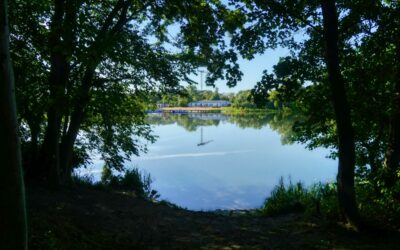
[27,186,400,249]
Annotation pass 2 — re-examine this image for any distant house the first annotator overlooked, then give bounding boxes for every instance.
[156,102,169,109]
[188,100,231,107]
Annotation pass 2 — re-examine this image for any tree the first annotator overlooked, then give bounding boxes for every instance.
[230,0,388,227]
[0,0,27,248]
[211,87,221,100]
[321,0,359,226]
[381,2,400,185]
[232,90,256,108]
[10,0,243,185]
[236,0,400,227]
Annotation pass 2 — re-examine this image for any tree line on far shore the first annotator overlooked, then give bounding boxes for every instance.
[149,86,259,109]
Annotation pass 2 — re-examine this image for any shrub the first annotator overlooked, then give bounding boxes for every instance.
[262,177,338,218]
[72,165,160,201]
[71,173,105,190]
[262,177,308,216]
[308,182,338,219]
[72,174,94,187]
[101,166,160,201]
[356,177,400,227]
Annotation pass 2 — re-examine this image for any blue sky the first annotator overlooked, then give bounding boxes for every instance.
[162,23,292,94]
[187,47,291,94]
[155,3,309,94]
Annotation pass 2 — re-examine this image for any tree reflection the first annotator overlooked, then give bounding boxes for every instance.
[146,111,304,144]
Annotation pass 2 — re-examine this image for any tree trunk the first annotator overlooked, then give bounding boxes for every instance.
[0,0,28,248]
[51,0,129,183]
[37,51,68,186]
[384,32,400,186]
[321,0,361,228]
[37,0,75,186]
[57,1,130,181]
[59,68,93,184]
[24,119,40,180]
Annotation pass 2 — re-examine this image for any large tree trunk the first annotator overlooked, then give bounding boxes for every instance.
[384,32,400,186]
[59,68,94,184]
[24,119,40,180]
[38,54,68,186]
[36,0,65,186]
[321,0,361,228]
[0,0,28,248]
[37,0,78,186]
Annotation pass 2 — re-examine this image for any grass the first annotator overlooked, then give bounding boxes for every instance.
[72,167,160,201]
[262,177,338,219]
[263,176,400,231]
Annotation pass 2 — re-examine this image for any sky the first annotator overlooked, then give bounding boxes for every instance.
[223,48,290,93]
[161,18,293,94]
[203,31,308,94]
[186,47,290,94]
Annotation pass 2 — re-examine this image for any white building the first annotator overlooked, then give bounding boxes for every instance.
[188,100,231,107]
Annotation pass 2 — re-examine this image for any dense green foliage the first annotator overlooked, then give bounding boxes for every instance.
[247,0,400,177]
[263,175,400,229]
[4,0,400,243]
[232,0,400,227]
[262,178,338,218]
[101,167,159,200]
[9,0,244,185]
[73,166,159,201]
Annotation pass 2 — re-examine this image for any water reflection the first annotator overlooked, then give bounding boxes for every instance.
[197,127,213,147]
[134,112,335,210]
[147,113,224,131]
[146,111,297,144]
[146,112,273,131]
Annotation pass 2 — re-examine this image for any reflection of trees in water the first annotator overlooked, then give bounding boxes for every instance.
[146,111,304,141]
[146,113,221,132]
[266,107,305,144]
[227,114,271,129]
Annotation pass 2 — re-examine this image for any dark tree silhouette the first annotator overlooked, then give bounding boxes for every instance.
[321,0,360,227]
[0,0,28,248]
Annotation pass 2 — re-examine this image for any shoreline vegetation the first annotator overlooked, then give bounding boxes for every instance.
[153,106,273,115]
[221,107,274,116]
[28,166,400,249]
[28,173,400,249]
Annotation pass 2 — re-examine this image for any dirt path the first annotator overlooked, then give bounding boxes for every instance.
[27,187,399,249]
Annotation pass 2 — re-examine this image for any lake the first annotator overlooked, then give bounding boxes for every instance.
[85,112,337,211]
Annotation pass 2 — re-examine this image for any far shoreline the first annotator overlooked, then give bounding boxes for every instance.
[148,106,273,115]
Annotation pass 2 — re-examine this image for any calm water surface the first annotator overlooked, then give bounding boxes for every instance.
[88,112,336,210]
